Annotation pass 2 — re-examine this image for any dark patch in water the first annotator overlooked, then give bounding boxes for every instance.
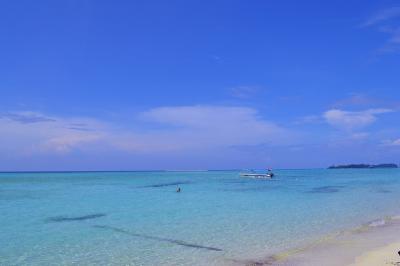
[223,186,277,192]
[78,182,126,187]
[246,262,271,266]
[374,188,391,193]
[141,181,192,188]
[307,185,345,193]
[222,179,249,184]
[222,181,285,192]
[46,213,106,222]
[93,225,222,252]
[229,258,274,265]
[0,189,40,200]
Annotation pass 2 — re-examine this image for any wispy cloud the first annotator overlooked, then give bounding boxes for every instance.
[362,7,400,27]
[211,55,223,64]
[350,132,370,140]
[229,86,261,99]
[0,112,107,154]
[42,134,104,153]
[136,105,290,150]
[295,115,322,125]
[362,7,400,53]
[331,94,377,108]
[323,108,392,130]
[382,138,400,146]
[378,26,400,52]
[0,106,293,156]
[0,111,56,124]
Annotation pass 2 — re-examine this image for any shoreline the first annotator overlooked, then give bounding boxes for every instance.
[230,214,400,266]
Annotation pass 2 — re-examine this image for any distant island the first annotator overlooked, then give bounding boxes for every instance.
[328,163,398,169]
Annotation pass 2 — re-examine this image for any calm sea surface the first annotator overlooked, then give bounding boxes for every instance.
[1,169,400,265]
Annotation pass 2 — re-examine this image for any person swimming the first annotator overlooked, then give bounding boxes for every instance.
[176,187,181,193]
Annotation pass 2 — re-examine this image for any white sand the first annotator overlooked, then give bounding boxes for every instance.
[350,242,400,266]
[267,216,400,266]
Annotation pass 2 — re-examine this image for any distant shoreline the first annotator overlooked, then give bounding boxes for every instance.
[1,167,399,173]
[328,163,398,169]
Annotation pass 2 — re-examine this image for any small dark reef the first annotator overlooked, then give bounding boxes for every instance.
[140,181,192,188]
[46,213,106,222]
[307,185,345,193]
[328,163,398,169]
[93,225,222,252]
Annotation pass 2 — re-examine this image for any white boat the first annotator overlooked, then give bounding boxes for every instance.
[240,173,273,179]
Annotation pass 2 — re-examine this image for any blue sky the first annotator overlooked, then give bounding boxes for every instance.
[1,0,400,171]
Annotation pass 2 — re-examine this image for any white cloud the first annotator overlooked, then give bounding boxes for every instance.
[0,111,56,123]
[383,138,400,146]
[136,105,289,151]
[323,108,392,130]
[0,111,107,155]
[0,106,292,156]
[350,132,370,140]
[42,134,104,153]
[229,86,261,99]
[296,115,322,124]
[332,94,377,108]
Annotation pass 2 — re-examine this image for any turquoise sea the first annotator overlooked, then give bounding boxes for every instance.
[1,169,400,265]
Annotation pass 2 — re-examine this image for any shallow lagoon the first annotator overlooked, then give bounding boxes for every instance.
[1,169,400,265]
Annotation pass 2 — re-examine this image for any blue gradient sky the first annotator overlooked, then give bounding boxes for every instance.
[1,0,400,171]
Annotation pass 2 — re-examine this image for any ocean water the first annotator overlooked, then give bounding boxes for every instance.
[1,169,400,265]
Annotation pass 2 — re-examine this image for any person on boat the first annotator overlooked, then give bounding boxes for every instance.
[267,168,274,177]
[176,187,181,193]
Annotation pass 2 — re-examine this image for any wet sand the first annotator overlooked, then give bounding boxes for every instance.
[247,215,400,266]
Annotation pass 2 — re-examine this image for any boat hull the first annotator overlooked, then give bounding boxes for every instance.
[240,173,272,179]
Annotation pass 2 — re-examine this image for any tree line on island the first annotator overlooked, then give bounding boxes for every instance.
[328,163,398,169]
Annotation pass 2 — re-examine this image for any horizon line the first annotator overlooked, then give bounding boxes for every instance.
[0,168,329,173]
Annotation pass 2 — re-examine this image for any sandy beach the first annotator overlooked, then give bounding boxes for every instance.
[351,242,400,266]
[261,215,400,266]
